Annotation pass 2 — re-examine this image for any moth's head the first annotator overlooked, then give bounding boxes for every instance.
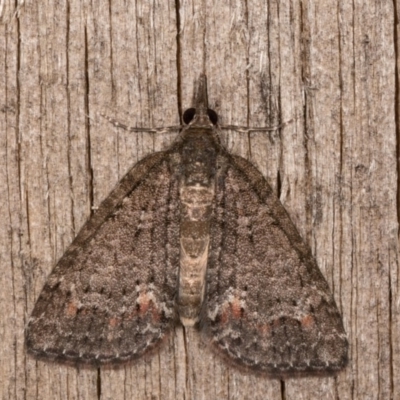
[182,107,218,127]
[183,74,218,127]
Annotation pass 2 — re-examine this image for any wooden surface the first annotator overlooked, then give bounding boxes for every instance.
[1,0,399,399]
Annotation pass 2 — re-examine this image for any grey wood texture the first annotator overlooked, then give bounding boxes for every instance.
[0,0,398,399]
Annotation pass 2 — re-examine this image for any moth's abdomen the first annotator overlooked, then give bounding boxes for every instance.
[178,187,213,326]
[177,132,217,326]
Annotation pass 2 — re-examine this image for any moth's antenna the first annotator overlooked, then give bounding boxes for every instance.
[100,113,182,134]
[219,119,293,134]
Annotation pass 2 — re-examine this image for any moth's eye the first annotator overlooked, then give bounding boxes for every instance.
[183,108,196,124]
[207,108,218,125]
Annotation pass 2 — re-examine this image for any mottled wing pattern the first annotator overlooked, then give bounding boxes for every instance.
[203,153,348,377]
[26,151,180,365]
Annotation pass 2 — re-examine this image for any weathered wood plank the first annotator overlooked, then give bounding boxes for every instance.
[0,0,398,399]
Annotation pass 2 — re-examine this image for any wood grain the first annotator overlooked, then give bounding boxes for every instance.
[1,0,399,398]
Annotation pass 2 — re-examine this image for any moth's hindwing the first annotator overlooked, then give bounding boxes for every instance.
[26,151,180,365]
[202,152,348,377]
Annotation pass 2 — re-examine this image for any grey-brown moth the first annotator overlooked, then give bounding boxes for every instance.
[26,74,348,378]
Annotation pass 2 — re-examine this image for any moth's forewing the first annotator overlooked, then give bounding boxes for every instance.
[201,149,348,377]
[26,152,181,364]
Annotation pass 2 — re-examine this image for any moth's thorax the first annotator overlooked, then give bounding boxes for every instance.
[177,128,218,326]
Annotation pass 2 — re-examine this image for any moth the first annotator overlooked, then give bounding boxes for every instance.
[26,74,348,378]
